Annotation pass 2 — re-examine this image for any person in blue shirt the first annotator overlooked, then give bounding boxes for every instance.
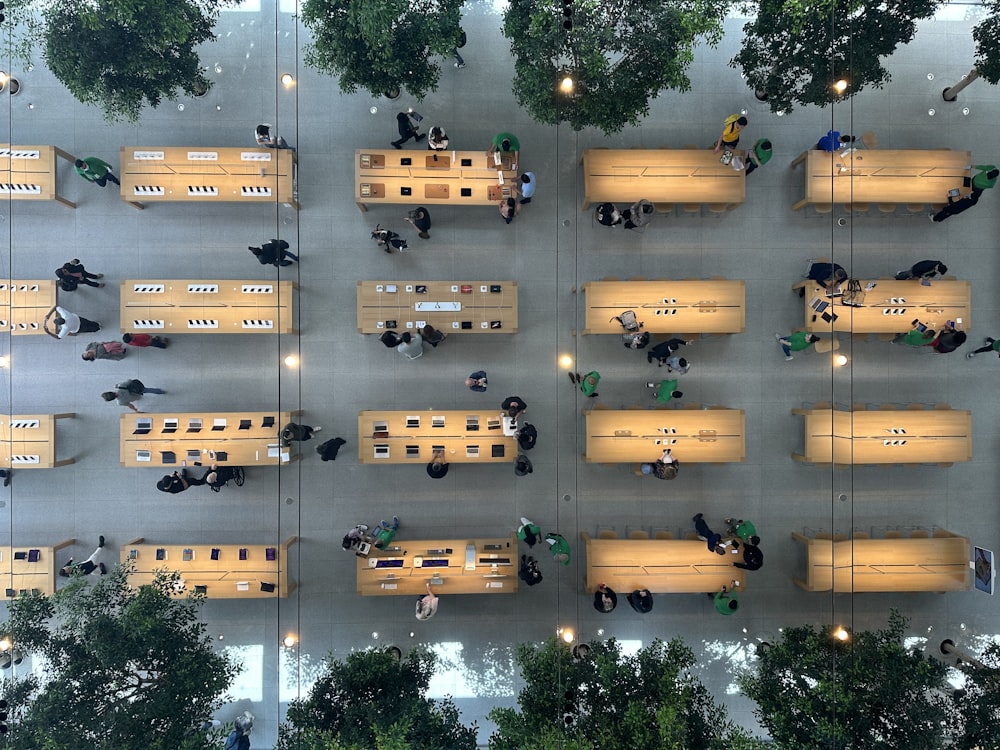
[518,172,536,204]
[816,130,854,152]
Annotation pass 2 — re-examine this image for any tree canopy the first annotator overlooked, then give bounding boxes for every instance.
[301,0,464,100]
[973,0,1000,84]
[941,641,1000,750]
[489,637,765,750]
[0,565,239,750]
[42,0,226,123]
[276,647,477,750]
[502,0,728,135]
[731,0,941,113]
[738,610,949,750]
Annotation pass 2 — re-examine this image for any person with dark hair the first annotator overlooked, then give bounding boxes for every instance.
[255,123,294,151]
[81,341,127,361]
[421,323,446,347]
[396,331,424,359]
[805,261,848,289]
[59,536,107,577]
[713,584,740,615]
[894,260,947,285]
[372,517,399,549]
[391,111,424,149]
[646,379,683,404]
[157,470,193,494]
[426,449,449,479]
[744,138,773,176]
[815,130,851,152]
[627,588,654,613]
[501,396,527,419]
[405,207,432,239]
[693,513,728,555]
[647,337,692,365]
[341,524,369,551]
[518,172,535,204]
[317,437,348,461]
[595,202,622,227]
[56,259,104,290]
[518,518,541,546]
[733,541,763,571]
[893,326,936,347]
[487,132,520,165]
[931,325,967,354]
[123,332,169,349]
[516,423,537,451]
[427,126,449,150]
[518,555,543,585]
[225,712,254,750]
[714,114,747,153]
[452,28,467,68]
[101,379,166,412]
[593,583,618,613]
[415,582,439,620]
[249,239,298,267]
[464,371,488,391]
[967,336,1000,360]
[44,305,101,339]
[664,356,690,375]
[775,331,821,361]
[514,453,533,476]
[725,518,759,544]
[652,449,680,480]
[932,183,990,222]
[379,331,402,348]
[574,371,600,398]
[500,195,520,224]
[280,422,321,446]
[74,156,119,187]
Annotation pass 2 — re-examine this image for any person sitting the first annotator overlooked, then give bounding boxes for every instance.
[157,470,191,494]
[652,449,680,480]
[595,202,622,227]
[201,465,242,491]
[255,123,295,151]
[593,583,618,613]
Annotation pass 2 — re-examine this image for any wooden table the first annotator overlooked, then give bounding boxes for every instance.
[583,280,745,334]
[357,280,517,334]
[120,280,296,335]
[121,537,297,598]
[0,145,77,208]
[358,410,517,464]
[0,414,76,468]
[0,280,57,336]
[584,409,745,463]
[794,407,972,465]
[119,147,297,210]
[580,148,746,209]
[790,149,971,210]
[119,411,299,468]
[0,538,74,595]
[581,533,746,593]
[791,531,969,592]
[354,149,517,211]
[800,279,970,334]
[357,535,518,595]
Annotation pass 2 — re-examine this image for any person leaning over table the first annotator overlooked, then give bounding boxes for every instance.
[712,584,740,615]
[396,331,424,359]
[500,194,521,224]
[804,260,848,290]
[968,164,998,191]
[427,126,449,151]
[595,202,622,227]
[932,186,986,223]
[426,449,449,479]
[593,583,618,613]
[931,325,967,354]
[415,582,439,621]
[892,326,936,347]
[895,260,947,285]
[732,540,763,571]
[501,395,527,419]
[44,305,101,339]
[157,469,192,494]
[651,449,679,480]
[744,138,773,176]
[487,132,520,167]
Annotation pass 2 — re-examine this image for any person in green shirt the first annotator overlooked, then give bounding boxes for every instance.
[487,132,520,165]
[970,164,998,191]
[372,516,399,549]
[74,156,120,187]
[744,138,772,176]
[544,532,571,565]
[645,378,682,404]
[893,327,936,347]
[713,585,739,615]
[575,370,600,398]
[967,336,1000,359]
[775,331,820,360]
[725,518,759,544]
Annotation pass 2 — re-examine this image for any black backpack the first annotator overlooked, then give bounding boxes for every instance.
[612,310,643,332]
[516,423,537,450]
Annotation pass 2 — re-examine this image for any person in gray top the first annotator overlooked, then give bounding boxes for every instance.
[397,332,424,359]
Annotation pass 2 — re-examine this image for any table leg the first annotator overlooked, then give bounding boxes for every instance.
[53,193,77,209]
[790,151,807,168]
[125,200,145,210]
[356,201,368,212]
[791,198,808,211]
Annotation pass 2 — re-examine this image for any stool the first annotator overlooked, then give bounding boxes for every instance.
[814,337,840,353]
[861,131,878,149]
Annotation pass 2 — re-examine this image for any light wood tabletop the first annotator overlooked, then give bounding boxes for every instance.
[354,149,517,211]
[581,533,746,593]
[580,148,746,209]
[357,535,519,596]
[585,409,745,463]
[790,149,971,210]
[800,278,970,334]
[0,145,77,208]
[0,538,74,595]
[119,411,299,467]
[583,280,745,334]
[121,537,297,598]
[0,414,76,469]
[119,146,297,209]
[791,531,969,592]
[357,280,517,333]
[794,407,972,465]
[120,279,296,335]
[358,410,517,464]
[0,280,57,336]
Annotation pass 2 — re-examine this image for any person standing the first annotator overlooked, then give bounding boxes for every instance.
[379,331,402,348]
[405,208,432,239]
[415,582,439,620]
[544,532,571,564]
[645,379,682,404]
[713,585,740,615]
[487,132,520,166]
[647,338,692,365]
[427,126,449,151]
[725,518,759,544]
[804,261,848,289]
[514,454,533,476]
[123,333,169,349]
[249,239,298,267]
[0,469,10,488]
[593,583,618,613]
[744,138,773,176]
[501,396,527,419]
[627,589,654,613]
[693,513,728,555]
[932,188,986,222]
[101,379,166,412]
[391,112,424,149]
[396,332,424,359]
[157,469,197,493]
[573,371,600,398]
[58,536,107,577]
[518,555,542,585]
[373,517,400,549]
[733,541,764,571]
[967,336,1000,359]
[518,172,536,204]
[499,195,521,224]
[517,517,541,546]
[775,331,821,361]
[595,202,622,227]
[894,260,947,284]
[44,305,101,339]
[651,449,679,480]
[426,449,449,479]
[56,259,104,290]
[280,422,321,446]
[74,156,120,187]
[931,325,967,354]
[255,123,294,151]
[713,114,747,153]
[892,326,936,347]
[81,341,127,361]
[664,356,690,375]
[452,28,467,68]
[464,371,488,391]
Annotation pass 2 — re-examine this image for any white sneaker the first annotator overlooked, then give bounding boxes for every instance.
[645,382,655,388]
[967,352,975,359]
[774,333,783,341]
[785,355,794,361]
[313,426,322,432]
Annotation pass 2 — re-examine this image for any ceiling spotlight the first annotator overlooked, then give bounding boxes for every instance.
[834,354,849,366]
[280,73,295,87]
[283,354,299,368]
[559,354,573,368]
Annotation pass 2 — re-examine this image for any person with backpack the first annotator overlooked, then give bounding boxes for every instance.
[516,423,537,450]
[249,239,298,267]
[714,114,747,153]
[623,331,650,349]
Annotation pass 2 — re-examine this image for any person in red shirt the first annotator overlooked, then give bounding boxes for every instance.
[122,333,169,349]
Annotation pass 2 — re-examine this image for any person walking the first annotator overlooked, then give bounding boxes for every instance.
[775,331,821,361]
[81,341,127,361]
[892,326,936,347]
[645,379,683,404]
[464,371,488,391]
[712,584,740,615]
[514,453,533,476]
[391,111,424,149]
[693,513,728,555]
[517,517,541,546]
[101,379,166,412]
[74,156,120,187]
[415,582,439,620]
[571,371,600,398]
[713,114,747,153]
[544,532,571,564]
[122,333,169,349]
[967,336,1000,360]
[249,239,298,267]
[932,187,987,222]
[452,28,467,68]
[499,195,521,224]
[426,449,449,479]
[43,305,101,339]
[894,260,947,285]
[803,261,848,289]
[647,338,692,365]
[405,207,432,239]
[55,259,104,290]
[518,172,536,204]
[396,332,424,359]
[58,536,108,577]
[280,422,321,446]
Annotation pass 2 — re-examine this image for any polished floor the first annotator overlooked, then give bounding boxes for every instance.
[1,1,998,744]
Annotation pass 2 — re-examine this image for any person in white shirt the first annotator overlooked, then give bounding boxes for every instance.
[415,583,439,620]
[43,305,101,339]
[427,126,449,151]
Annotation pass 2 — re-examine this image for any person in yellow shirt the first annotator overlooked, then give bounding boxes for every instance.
[714,115,747,153]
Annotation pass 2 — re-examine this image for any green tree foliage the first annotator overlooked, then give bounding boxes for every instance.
[3,0,46,69]
[489,637,765,750]
[502,0,728,135]
[973,0,1000,84]
[42,0,227,123]
[942,641,1000,750]
[738,610,949,750]
[301,0,464,100]
[731,0,941,113]
[0,565,239,750]
[275,647,477,750]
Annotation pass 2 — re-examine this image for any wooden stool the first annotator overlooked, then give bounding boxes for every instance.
[814,337,840,353]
